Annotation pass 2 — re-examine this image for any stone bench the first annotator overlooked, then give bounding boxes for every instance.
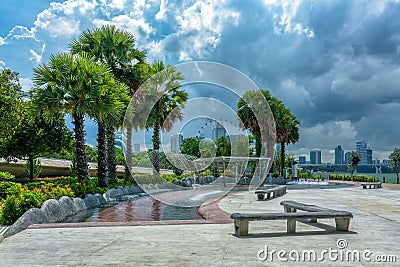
[280,200,333,223]
[231,201,353,236]
[255,185,287,201]
[362,182,382,189]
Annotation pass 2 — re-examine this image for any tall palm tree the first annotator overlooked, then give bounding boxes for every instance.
[238,90,299,176]
[139,61,187,174]
[32,52,113,182]
[70,25,146,180]
[275,105,300,176]
[89,79,128,187]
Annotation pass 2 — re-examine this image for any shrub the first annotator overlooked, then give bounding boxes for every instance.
[0,181,17,201]
[0,182,74,225]
[0,184,43,225]
[0,171,15,181]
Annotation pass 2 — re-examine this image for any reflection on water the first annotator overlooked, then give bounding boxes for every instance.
[62,194,206,223]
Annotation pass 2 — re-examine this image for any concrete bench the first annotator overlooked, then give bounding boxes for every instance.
[362,183,382,189]
[255,185,287,201]
[280,200,334,223]
[231,210,353,236]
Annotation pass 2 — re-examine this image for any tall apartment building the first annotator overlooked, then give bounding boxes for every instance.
[334,145,344,164]
[310,149,322,164]
[356,140,373,164]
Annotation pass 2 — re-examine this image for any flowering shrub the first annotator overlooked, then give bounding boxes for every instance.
[0,183,74,225]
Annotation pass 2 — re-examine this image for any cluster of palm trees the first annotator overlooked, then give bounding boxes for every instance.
[237,90,300,176]
[32,25,187,187]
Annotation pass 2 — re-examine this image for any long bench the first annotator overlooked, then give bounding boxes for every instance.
[255,185,287,201]
[362,182,382,189]
[230,201,353,236]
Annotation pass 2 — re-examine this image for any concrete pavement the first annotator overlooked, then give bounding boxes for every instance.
[0,185,399,266]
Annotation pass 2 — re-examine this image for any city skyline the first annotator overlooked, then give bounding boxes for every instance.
[298,140,391,165]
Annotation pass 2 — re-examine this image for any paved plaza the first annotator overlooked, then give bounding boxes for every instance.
[0,185,399,266]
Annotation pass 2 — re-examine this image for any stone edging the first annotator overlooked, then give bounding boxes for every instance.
[2,185,145,239]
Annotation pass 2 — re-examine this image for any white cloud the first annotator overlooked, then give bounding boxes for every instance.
[155,0,169,21]
[264,0,314,37]
[93,15,153,41]
[19,78,33,92]
[29,49,42,64]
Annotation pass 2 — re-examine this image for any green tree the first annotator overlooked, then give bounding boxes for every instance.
[70,25,146,181]
[181,137,201,157]
[32,52,114,182]
[348,151,360,180]
[389,148,400,184]
[216,136,231,157]
[0,69,24,147]
[140,61,187,173]
[1,103,72,180]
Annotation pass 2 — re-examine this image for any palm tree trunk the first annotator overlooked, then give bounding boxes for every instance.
[72,112,90,182]
[124,122,133,180]
[97,123,108,188]
[152,102,161,174]
[280,142,285,177]
[107,124,117,183]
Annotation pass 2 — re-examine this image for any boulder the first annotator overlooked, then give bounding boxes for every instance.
[5,208,49,238]
[84,194,100,209]
[95,193,106,205]
[73,198,86,212]
[40,199,65,223]
[58,196,76,217]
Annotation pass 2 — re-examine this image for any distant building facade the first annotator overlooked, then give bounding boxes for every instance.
[334,145,344,164]
[344,151,351,164]
[171,133,183,153]
[212,122,227,140]
[298,156,306,164]
[310,149,321,164]
[356,140,373,165]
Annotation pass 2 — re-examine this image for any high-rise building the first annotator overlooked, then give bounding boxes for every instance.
[334,145,344,164]
[310,149,321,164]
[356,140,373,165]
[212,122,227,140]
[344,151,351,164]
[366,148,373,164]
[171,133,183,153]
[298,156,306,164]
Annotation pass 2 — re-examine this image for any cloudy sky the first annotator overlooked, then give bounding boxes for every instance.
[1,0,399,162]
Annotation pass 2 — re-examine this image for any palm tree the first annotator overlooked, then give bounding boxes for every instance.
[89,79,128,187]
[237,90,299,176]
[275,105,300,176]
[70,25,146,181]
[139,61,187,173]
[32,52,113,182]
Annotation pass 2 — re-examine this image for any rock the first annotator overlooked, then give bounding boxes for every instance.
[84,194,100,209]
[116,186,124,196]
[95,193,106,205]
[58,196,76,217]
[5,208,49,238]
[108,188,117,198]
[73,198,86,212]
[40,199,65,223]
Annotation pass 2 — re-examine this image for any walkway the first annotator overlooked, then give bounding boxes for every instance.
[0,186,399,266]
